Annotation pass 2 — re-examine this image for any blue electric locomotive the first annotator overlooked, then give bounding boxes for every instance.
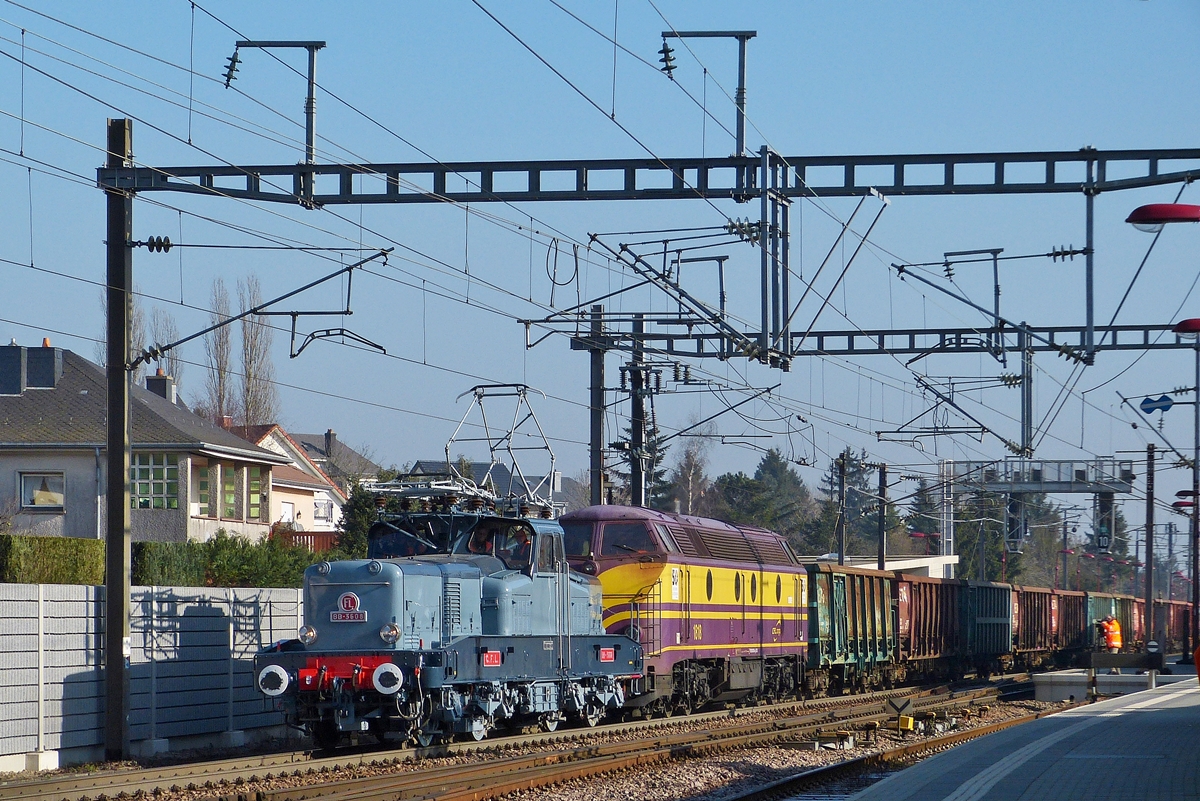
[255,479,642,747]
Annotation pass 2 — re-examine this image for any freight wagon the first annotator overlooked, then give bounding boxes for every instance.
[806,564,897,693]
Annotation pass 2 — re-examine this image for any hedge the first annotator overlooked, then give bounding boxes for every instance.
[0,533,105,584]
[0,531,327,587]
[133,532,328,588]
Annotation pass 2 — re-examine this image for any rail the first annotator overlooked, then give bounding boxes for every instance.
[0,683,994,801]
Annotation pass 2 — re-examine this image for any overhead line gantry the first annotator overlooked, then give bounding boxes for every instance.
[98,126,1200,761]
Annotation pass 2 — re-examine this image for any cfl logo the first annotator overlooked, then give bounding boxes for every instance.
[338,593,360,612]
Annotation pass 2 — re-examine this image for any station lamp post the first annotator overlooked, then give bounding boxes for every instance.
[1127,202,1200,662]
[1171,317,1200,663]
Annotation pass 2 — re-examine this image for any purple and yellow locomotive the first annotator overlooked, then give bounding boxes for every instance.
[559,505,813,713]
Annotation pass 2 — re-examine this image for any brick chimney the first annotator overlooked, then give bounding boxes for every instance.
[145,367,177,404]
[325,428,337,461]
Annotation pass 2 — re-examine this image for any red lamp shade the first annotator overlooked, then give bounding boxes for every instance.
[1174,318,1200,340]
[1127,203,1200,232]
[1177,489,1199,498]
[1172,500,1194,510]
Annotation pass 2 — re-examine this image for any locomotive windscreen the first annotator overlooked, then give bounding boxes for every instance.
[367,515,475,558]
[561,522,594,558]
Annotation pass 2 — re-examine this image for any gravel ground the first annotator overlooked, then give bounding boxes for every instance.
[10,697,1061,801]
[500,700,1063,801]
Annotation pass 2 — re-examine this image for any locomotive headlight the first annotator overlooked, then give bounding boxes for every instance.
[298,625,318,645]
[372,663,404,694]
[367,560,383,575]
[258,664,290,697]
[379,623,401,644]
[315,561,331,576]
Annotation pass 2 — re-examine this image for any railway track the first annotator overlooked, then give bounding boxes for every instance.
[0,682,1002,801]
[718,702,1074,801]
[248,686,1008,801]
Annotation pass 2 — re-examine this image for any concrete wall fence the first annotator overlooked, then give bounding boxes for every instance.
[0,583,304,773]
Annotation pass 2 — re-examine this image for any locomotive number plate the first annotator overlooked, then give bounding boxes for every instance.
[599,647,616,662]
[482,651,502,667]
[331,592,366,621]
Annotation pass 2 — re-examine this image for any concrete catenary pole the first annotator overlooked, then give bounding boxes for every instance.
[1145,443,1155,647]
[836,452,847,566]
[589,306,604,506]
[877,463,887,570]
[104,118,133,760]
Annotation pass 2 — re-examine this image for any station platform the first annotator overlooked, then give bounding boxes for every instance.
[852,670,1200,800]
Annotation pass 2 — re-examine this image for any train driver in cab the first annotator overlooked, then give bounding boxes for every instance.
[498,526,534,571]
[468,526,496,555]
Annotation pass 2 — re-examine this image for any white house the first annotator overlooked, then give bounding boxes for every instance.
[0,343,288,542]
[227,424,347,549]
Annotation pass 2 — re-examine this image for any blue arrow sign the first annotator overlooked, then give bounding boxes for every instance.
[1141,395,1175,414]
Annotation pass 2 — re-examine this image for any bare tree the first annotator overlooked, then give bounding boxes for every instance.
[237,274,280,426]
[194,277,234,425]
[669,424,714,515]
[150,308,184,385]
[559,469,593,513]
[95,287,148,380]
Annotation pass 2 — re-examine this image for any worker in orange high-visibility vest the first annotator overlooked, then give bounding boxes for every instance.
[1102,615,1123,652]
[1099,615,1123,673]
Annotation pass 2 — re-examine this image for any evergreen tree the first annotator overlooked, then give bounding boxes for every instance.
[799,449,879,557]
[954,492,1017,582]
[906,478,940,539]
[336,484,381,558]
[705,471,764,524]
[610,424,671,509]
[752,449,816,541]
[899,478,942,558]
[703,449,816,549]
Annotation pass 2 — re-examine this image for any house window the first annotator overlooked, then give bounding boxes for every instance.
[314,500,334,521]
[195,465,210,517]
[248,466,263,520]
[131,453,178,510]
[20,472,64,510]
[223,465,238,518]
[280,501,295,523]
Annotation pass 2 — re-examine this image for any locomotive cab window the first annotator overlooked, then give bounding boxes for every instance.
[600,522,657,556]
[368,520,440,558]
[535,531,564,573]
[561,522,594,558]
[496,524,535,571]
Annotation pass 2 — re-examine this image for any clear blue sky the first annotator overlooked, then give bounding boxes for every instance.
[1,1,1198,548]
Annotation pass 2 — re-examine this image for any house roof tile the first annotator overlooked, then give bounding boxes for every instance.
[0,350,286,464]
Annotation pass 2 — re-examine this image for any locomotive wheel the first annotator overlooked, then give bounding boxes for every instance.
[414,730,439,748]
[312,719,341,751]
[582,702,603,728]
[540,714,560,732]
[459,720,488,742]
